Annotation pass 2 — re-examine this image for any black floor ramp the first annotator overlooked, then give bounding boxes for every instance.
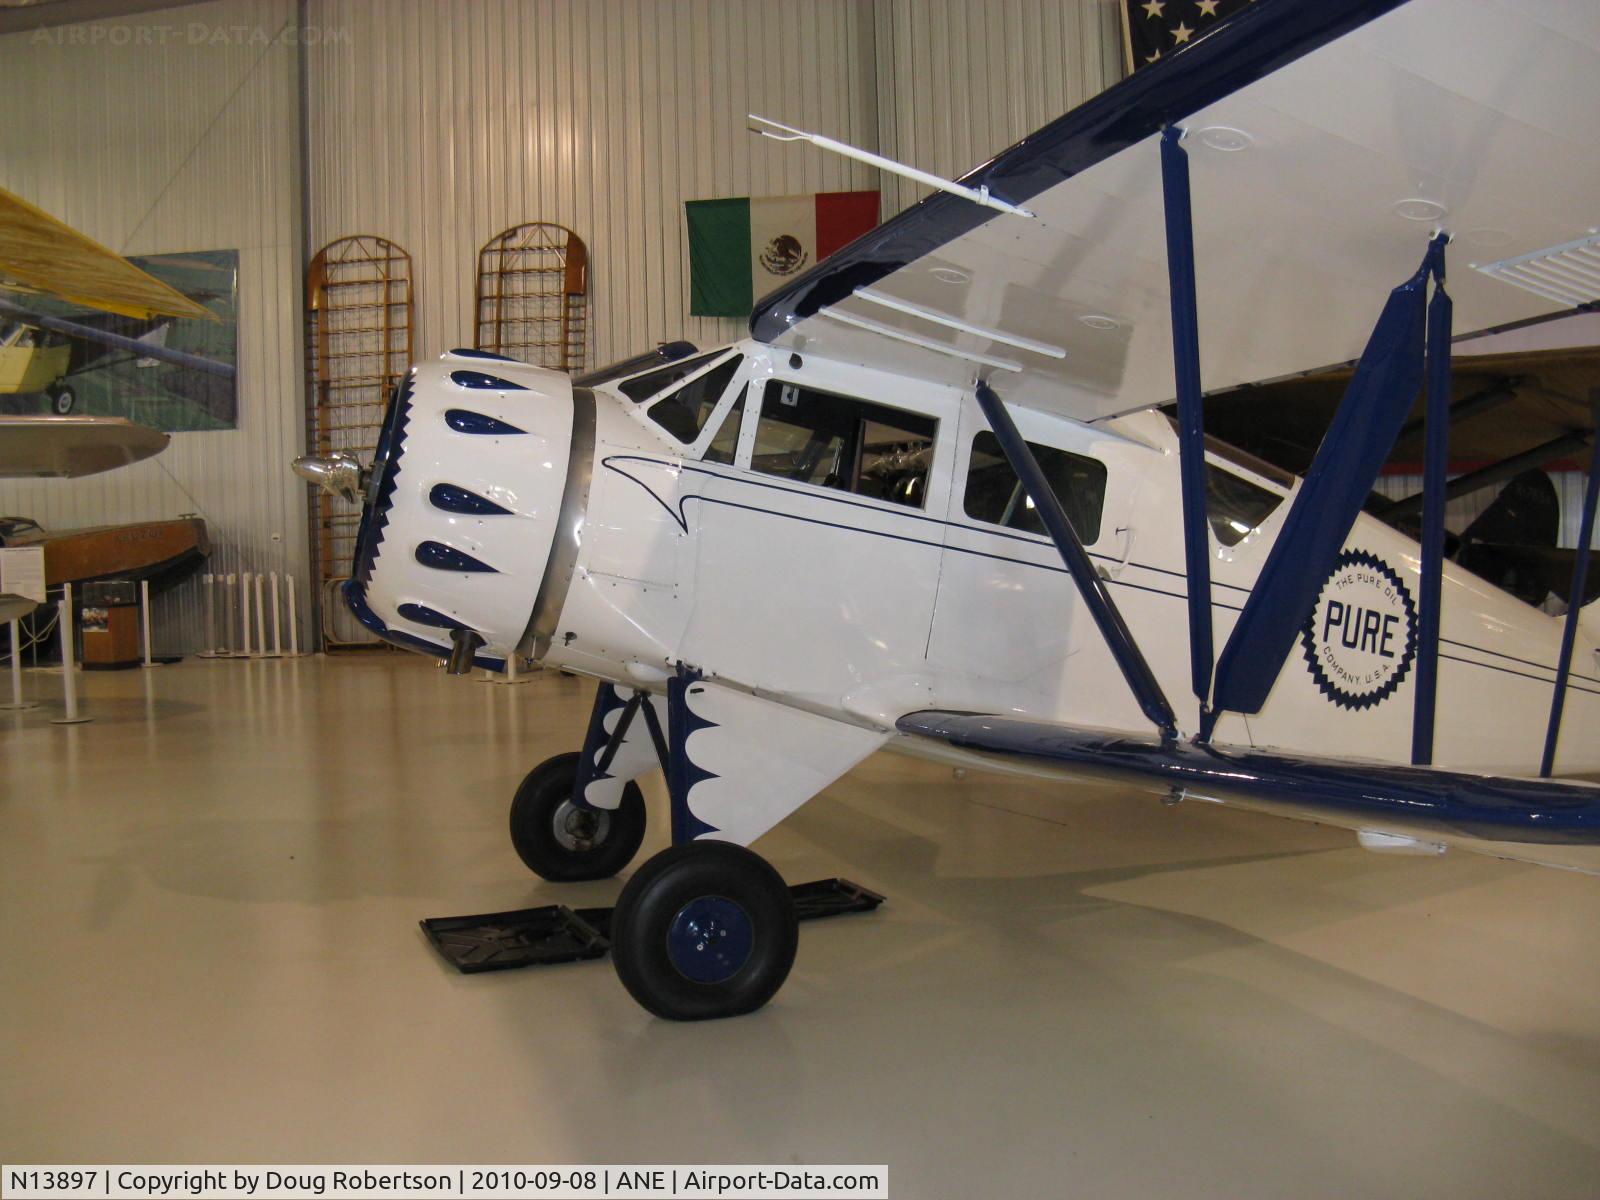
[422,879,884,974]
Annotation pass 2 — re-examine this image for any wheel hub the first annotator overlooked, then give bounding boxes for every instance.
[551,800,610,852]
[666,895,754,984]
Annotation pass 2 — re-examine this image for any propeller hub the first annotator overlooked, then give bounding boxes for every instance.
[293,451,368,504]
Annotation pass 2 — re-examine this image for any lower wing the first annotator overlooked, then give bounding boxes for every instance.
[0,415,168,478]
[898,711,1600,875]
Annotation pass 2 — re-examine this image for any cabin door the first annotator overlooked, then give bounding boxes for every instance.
[925,399,1155,727]
[678,368,955,719]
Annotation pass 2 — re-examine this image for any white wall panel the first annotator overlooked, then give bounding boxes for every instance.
[303,0,883,367]
[873,0,1124,216]
[0,0,308,654]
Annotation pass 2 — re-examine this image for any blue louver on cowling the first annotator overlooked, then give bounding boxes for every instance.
[445,409,526,435]
[415,540,498,573]
[450,369,527,391]
[429,483,514,516]
[397,602,467,630]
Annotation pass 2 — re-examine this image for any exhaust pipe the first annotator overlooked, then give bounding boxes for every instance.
[447,627,485,675]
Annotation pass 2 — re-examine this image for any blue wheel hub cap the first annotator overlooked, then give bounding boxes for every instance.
[666,895,754,984]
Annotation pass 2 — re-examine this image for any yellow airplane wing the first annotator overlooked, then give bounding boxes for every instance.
[0,186,211,321]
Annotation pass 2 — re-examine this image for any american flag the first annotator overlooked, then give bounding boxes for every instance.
[1122,0,1252,71]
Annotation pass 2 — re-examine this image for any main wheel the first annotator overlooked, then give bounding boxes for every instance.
[612,841,798,1021]
[509,752,646,882]
[48,385,75,415]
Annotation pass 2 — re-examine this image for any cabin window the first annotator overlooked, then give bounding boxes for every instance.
[1207,466,1282,546]
[617,349,727,403]
[702,384,747,464]
[750,381,937,509]
[963,431,1107,544]
[644,355,743,444]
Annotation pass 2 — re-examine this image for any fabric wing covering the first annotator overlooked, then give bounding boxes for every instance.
[0,185,211,321]
[750,0,1600,424]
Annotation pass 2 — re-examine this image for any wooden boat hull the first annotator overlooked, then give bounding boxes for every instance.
[0,517,208,590]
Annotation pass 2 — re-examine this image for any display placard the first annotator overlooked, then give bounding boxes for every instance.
[0,545,45,603]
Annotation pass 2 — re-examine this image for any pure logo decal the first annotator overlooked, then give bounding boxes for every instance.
[759,234,808,277]
[1300,549,1418,710]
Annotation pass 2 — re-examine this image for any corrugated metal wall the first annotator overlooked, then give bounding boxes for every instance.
[302,0,884,367]
[873,0,1125,215]
[302,0,1125,366]
[0,0,307,653]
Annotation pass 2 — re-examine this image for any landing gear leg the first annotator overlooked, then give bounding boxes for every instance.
[453,672,877,1017]
[611,666,799,1020]
[508,683,657,881]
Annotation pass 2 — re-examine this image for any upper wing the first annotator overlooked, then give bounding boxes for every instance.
[751,0,1600,422]
[0,415,169,479]
[900,710,1600,874]
[0,186,210,321]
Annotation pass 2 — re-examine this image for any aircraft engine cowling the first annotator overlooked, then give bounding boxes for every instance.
[341,351,588,671]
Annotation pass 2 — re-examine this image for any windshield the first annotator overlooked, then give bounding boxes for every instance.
[574,341,699,389]
[644,355,743,443]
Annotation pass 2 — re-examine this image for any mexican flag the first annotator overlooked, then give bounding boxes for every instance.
[686,190,880,318]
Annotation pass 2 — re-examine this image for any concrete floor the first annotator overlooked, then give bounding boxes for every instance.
[3,655,1600,1197]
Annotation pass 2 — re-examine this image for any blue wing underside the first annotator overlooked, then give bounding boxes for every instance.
[898,711,1600,851]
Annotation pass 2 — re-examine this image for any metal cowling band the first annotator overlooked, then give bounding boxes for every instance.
[519,386,596,662]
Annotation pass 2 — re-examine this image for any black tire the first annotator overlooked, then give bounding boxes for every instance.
[49,385,75,415]
[612,841,798,1021]
[508,751,646,882]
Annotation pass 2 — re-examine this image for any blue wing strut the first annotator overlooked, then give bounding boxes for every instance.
[1157,123,1455,745]
[1159,126,1215,726]
[1203,235,1449,738]
[1410,274,1454,764]
[974,380,1179,741]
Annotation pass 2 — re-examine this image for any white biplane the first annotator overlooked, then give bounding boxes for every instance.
[296,0,1600,1020]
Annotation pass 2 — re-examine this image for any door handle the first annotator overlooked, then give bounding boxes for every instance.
[1098,525,1134,579]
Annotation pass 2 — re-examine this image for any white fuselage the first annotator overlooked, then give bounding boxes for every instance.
[355,342,1600,780]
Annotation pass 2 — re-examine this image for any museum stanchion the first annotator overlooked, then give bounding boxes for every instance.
[478,652,531,685]
[286,575,301,656]
[2,618,38,711]
[139,579,166,668]
[50,582,92,726]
